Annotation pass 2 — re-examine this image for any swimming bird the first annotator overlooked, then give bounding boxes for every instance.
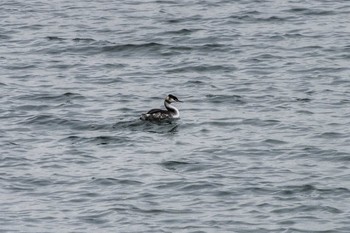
[140,94,183,121]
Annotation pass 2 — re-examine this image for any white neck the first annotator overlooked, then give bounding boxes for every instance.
[164,101,180,118]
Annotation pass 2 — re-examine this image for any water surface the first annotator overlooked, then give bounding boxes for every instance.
[1,0,350,232]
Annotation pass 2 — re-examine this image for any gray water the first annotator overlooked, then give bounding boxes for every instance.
[1,0,350,232]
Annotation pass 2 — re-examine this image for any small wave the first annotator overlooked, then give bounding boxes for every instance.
[20,92,85,102]
[113,118,180,133]
[206,94,245,104]
[271,205,343,215]
[296,110,314,115]
[167,45,193,51]
[242,118,280,127]
[283,32,304,38]
[291,45,324,52]
[201,43,226,49]
[113,119,179,133]
[159,160,193,171]
[179,182,222,192]
[62,135,129,145]
[316,132,346,139]
[165,15,202,24]
[102,42,164,52]
[184,80,207,86]
[295,98,312,102]
[278,184,350,197]
[5,64,36,70]
[103,63,127,68]
[22,114,101,131]
[251,53,285,60]
[78,215,109,225]
[46,36,96,42]
[48,63,81,69]
[72,37,96,42]
[44,37,227,56]
[23,114,69,125]
[90,177,142,186]
[163,28,199,35]
[0,34,11,40]
[0,156,31,168]
[229,14,294,23]
[16,104,50,111]
[286,7,335,16]
[199,120,239,127]
[112,120,144,129]
[263,139,288,145]
[128,205,193,214]
[167,65,236,74]
[46,36,65,41]
[290,66,349,74]
[104,42,227,55]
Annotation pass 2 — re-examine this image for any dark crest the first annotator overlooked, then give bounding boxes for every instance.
[168,94,179,101]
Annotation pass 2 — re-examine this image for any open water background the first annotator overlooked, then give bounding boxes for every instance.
[1,0,350,232]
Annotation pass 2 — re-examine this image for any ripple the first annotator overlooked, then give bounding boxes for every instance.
[159,160,192,170]
[61,135,130,145]
[263,139,288,145]
[316,132,346,139]
[278,184,350,197]
[179,182,222,192]
[229,14,295,24]
[2,0,350,232]
[242,118,281,127]
[90,178,142,186]
[18,92,85,102]
[166,64,236,73]
[295,98,312,103]
[163,28,200,35]
[46,36,65,41]
[286,7,336,16]
[23,114,68,125]
[206,94,244,104]
[102,42,164,53]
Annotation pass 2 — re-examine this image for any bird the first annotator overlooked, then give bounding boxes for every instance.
[140,94,183,121]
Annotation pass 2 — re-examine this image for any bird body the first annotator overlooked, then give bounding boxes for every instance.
[140,94,182,121]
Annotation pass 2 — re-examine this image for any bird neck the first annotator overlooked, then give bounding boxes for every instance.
[164,101,180,118]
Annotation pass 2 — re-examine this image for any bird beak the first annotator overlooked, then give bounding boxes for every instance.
[177,99,183,103]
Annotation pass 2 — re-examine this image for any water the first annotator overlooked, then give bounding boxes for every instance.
[1,0,350,232]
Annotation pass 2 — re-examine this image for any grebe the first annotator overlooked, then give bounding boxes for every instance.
[140,94,183,121]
